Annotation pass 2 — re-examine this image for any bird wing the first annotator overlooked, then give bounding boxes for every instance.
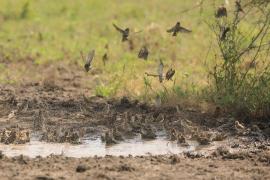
[85,49,95,65]
[138,48,143,58]
[179,26,192,33]
[113,23,124,33]
[167,26,176,33]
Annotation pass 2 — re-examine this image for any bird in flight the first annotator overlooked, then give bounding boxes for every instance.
[215,5,227,18]
[167,22,192,36]
[138,46,149,60]
[113,23,130,42]
[165,68,175,81]
[80,49,95,72]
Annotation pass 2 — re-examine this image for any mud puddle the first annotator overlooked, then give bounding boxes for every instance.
[0,132,201,158]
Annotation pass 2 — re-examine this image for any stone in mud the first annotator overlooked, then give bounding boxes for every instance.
[76,164,88,173]
[35,176,54,180]
[117,164,134,172]
[184,151,204,159]
[0,150,3,159]
[170,155,180,164]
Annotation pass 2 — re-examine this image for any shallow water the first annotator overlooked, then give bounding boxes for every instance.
[0,133,200,158]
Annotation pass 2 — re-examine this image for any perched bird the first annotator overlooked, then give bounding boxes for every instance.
[167,22,192,36]
[113,23,129,42]
[220,26,230,41]
[215,5,227,18]
[102,53,108,66]
[165,68,175,80]
[138,46,149,60]
[235,0,244,13]
[158,59,164,83]
[80,49,95,72]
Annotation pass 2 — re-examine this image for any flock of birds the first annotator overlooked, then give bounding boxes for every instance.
[80,0,244,84]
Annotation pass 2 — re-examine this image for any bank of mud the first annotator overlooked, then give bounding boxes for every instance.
[0,63,269,179]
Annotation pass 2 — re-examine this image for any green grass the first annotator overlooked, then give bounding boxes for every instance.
[1,0,269,119]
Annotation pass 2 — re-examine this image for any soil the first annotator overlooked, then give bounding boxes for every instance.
[0,62,269,179]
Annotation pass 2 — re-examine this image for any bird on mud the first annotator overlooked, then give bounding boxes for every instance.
[138,45,149,60]
[158,59,164,83]
[220,26,230,41]
[167,22,192,36]
[235,0,244,13]
[165,68,175,81]
[140,124,156,139]
[80,49,95,72]
[215,5,227,18]
[113,23,130,42]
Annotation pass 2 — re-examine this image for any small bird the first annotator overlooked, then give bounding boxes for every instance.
[165,68,175,80]
[215,5,227,18]
[167,22,192,36]
[234,120,245,131]
[102,53,108,66]
[80,49,95,72]
[158,59,164,83]
[113,23,130,42]
[235,0,244,13]
[138,46,149,60]
[220,26,230,41]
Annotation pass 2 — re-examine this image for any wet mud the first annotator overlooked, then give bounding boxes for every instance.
[0,64,269,179]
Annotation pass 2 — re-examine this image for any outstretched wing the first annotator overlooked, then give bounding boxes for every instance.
[167,26,176,33]
[179,26,192,33]
[85,49,95,65]
[113,23,124,33]
[157,60,164,83]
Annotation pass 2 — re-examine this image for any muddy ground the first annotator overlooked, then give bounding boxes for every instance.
[0,62,269,179]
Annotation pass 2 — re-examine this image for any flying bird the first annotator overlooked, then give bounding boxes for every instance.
[235,0,244,13]
[215,5,227,18]
[138,46,149,60]
[113,23,130,42]
[80,49,95,72]
[167,22,192,36]
[165,68,175,81]
[157,59,164,83]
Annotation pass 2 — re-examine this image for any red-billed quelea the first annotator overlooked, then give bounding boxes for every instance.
[80,49,95,72]
[165,68,175,81]
[167,22,192,36]
[215,5,227,18]
[138,46,149,60]
[113,23,130,42]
